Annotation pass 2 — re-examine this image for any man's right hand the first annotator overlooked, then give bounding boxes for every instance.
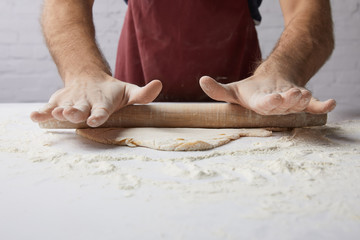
[32,1,163,127]
[30,74,162,127]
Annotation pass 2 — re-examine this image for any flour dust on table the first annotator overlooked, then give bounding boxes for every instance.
[1,112,360,220]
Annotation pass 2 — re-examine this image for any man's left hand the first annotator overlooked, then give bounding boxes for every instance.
[199,75,336,115]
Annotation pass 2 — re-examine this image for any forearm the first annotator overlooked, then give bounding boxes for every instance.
[254,0,334,86]
[42,0,111,83]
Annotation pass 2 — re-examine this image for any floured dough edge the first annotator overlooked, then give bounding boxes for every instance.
[76,128,273,151]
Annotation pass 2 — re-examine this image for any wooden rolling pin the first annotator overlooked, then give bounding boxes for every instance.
[39,103,327,129]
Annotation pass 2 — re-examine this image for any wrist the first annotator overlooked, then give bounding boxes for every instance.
[63,68,112,85]
[253,60,305,87]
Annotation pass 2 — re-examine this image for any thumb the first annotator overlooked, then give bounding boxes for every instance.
[199,76,237,103]
[127,80,163,105]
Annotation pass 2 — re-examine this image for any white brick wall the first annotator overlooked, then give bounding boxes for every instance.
[0,0,359,108]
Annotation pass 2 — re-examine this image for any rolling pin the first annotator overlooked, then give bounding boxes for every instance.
[39,103,327,129]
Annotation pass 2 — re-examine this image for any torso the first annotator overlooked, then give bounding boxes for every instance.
[115,0,261,101]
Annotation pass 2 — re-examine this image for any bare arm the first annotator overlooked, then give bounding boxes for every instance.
[31,0,162,127]
[255,0,334,86]
[42,0,111,81]
[200,0,336,115]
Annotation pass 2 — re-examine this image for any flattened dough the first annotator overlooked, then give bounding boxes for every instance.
[76,128,272,151]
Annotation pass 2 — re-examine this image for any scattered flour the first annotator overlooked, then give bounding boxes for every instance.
[1,117,360,220]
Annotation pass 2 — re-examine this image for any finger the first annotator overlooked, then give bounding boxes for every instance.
[250,93,283,115]
[127,80,163,105]
[63,104,91,124]
[51,107,67,121]
[199,76,237,103]
[275,88,302,113]
[30,103,57,122]
[287,89,312,113]
[87,106,111,128]
[52,101,74,121]
[305,98,336,114]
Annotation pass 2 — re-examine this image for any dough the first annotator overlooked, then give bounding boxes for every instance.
[76,128,272,151]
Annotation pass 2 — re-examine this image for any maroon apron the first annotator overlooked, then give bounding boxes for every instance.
[114,0,261,102]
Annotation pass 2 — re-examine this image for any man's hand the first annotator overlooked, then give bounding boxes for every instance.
[31,0,162,127]
[200,75,336,115]
[31,75,162,127]
[200,0,336,115]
